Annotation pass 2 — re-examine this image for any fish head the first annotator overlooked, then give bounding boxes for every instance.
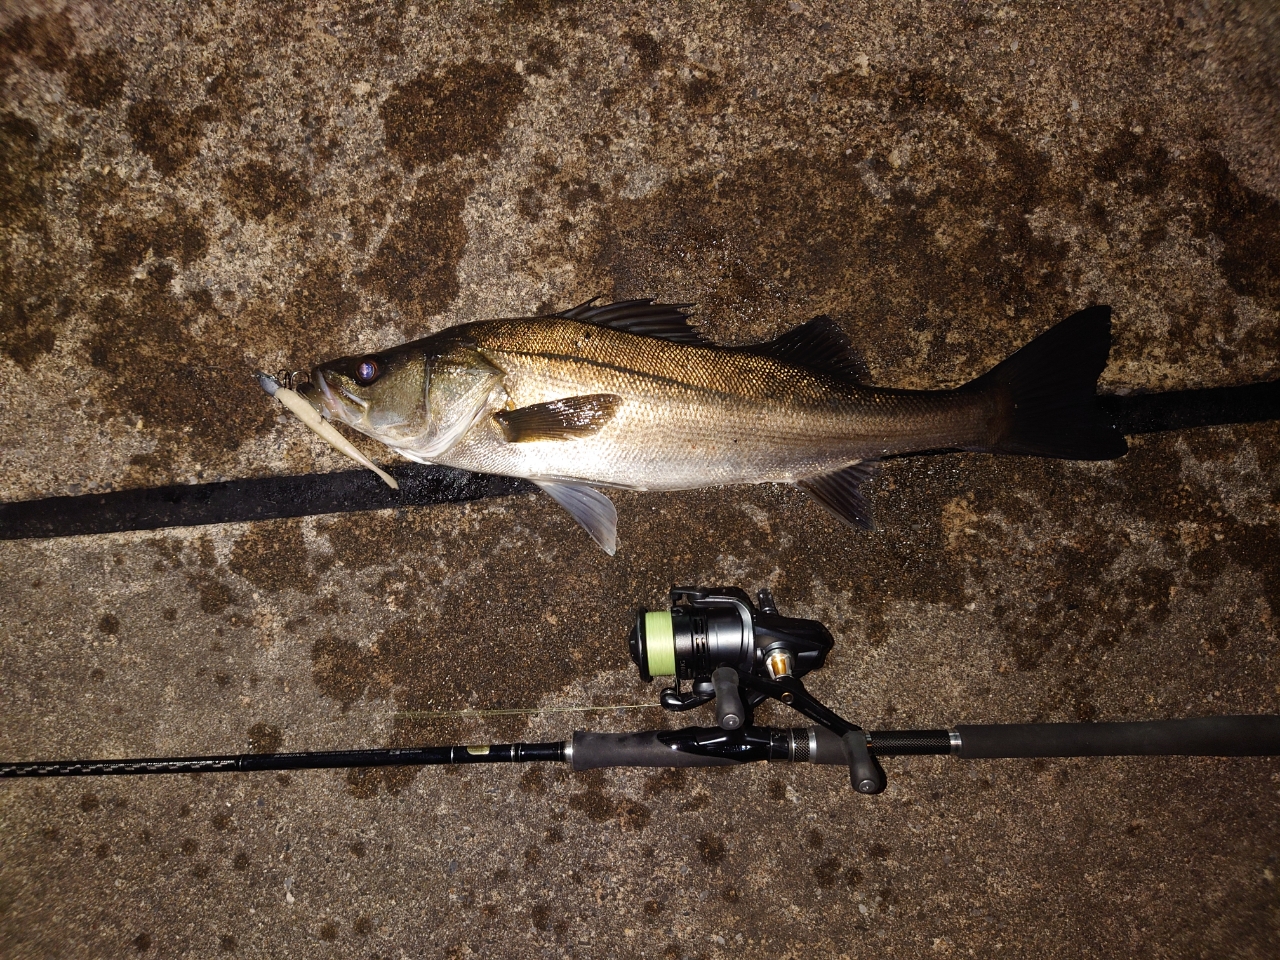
[299,339,504,459]
[300,345,428,438]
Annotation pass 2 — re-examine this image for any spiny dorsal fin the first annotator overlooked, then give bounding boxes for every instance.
[740,315,869,383]
[553,298,709,345]
[794,459,881,531]
[494,394,622,443]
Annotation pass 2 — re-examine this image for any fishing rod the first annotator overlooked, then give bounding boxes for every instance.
[4,587,1278,791]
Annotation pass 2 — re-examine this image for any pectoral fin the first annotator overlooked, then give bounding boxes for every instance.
[495,394,622,442]
[533,480,618,555]
[794,460,880,531]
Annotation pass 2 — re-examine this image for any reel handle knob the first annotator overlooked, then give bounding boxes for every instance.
[842,731,886,794]
[711,667,745,730]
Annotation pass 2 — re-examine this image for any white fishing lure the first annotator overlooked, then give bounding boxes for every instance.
[257,372,399,490]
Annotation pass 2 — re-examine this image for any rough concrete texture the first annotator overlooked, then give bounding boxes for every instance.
[1,0,1279,956]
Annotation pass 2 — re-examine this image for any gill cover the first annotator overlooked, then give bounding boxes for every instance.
[413,344,506,460]
[307,340,505,463]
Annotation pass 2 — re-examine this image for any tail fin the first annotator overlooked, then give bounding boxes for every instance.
[972,306,1128,461]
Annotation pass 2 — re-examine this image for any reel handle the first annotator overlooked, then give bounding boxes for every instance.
[842,731,886,794]
[712,667,745,730]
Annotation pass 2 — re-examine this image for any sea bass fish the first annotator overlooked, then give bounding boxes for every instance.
[295,299,1127,554]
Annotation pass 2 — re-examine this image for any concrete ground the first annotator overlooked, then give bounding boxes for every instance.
[2,0,1279,956]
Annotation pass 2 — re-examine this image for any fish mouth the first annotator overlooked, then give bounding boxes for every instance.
[298,371,338,419]
[337,384,370,412]
[302,369,371,424]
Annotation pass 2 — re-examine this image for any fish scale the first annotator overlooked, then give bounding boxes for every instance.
[433,317,987,489]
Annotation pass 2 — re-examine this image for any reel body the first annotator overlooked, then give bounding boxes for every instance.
[630,586,832,685]
[629,586,886,793]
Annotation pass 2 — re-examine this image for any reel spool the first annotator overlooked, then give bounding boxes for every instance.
[629,586,832,687]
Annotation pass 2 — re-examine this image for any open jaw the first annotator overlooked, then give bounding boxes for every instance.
[298,370,343,419]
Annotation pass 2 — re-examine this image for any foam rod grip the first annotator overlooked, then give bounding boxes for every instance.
[955,716,1280,759]
[570,731,742,770]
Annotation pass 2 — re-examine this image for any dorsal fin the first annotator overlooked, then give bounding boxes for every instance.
[553,298,709,345]
[739,315,869,382]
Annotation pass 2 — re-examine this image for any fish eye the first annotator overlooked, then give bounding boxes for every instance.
[355,358,381,384]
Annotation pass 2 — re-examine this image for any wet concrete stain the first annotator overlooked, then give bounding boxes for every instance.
[126,100,209,178]
[1183,151,1280,312]
[359,177,472,316]
[120,45,256,177]
[380,61,527,169]
[88,198,208,284]
[0,111,81,369]
[85,266,272,479]
[230,255,366,367]
[190,574,239,616]
[0,10,74,77]
[311,634,374,709]
[65,48,127,110]
[1084,127,1280,350]
[220,160,311,223]
[622,31,663,73]
[697,833,726,865]
[566,769,651,829]
[0,112,58,232]
[229,520,326,594]
[278,258,361,349]
[79,190,235,471]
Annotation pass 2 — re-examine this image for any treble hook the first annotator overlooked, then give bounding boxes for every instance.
[276,369,308,391]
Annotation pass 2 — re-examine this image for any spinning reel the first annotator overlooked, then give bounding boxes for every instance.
[630,586,886,794]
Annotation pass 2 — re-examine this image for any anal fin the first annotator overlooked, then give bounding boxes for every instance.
[794,460,880,531]
[533,480,618,555]
[495,394,622,442]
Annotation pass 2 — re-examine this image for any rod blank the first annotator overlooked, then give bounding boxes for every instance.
[0,743,566,778]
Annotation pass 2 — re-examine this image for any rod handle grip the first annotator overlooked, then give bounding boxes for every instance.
[570,731,741,771]
[955,716,1280,758]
